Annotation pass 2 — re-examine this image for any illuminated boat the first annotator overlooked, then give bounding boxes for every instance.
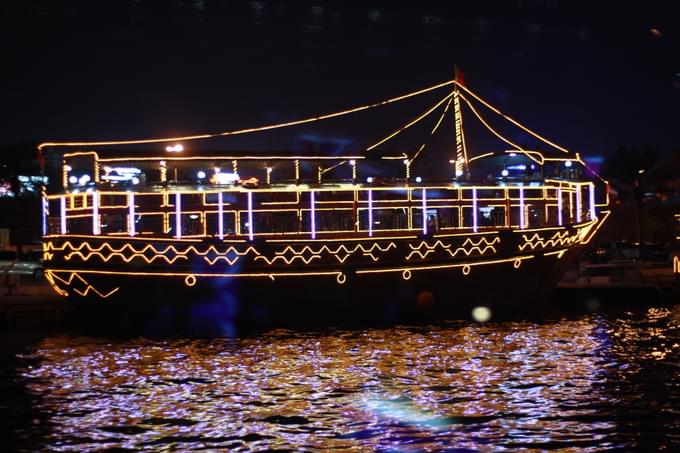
[37,78,610,317]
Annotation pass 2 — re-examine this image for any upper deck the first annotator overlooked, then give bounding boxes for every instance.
[41,150,606,242]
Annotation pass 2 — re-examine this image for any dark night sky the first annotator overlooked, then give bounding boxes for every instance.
[2,0,679,161]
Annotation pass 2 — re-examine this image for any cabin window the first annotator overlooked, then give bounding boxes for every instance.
[527,205,546,227]
[65,216,91,234]
[206,212,237,236]
[240,210,299,234]
[137,214,164,235]
[303,209,354,232]
[169,213,204,236]
[359,208,408,231]
[460,205,506,228]
[100,213,126,234]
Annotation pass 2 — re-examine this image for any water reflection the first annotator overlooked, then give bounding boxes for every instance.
[12,306,680,450]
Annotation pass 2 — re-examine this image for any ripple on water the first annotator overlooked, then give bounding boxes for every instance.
[10,305,680,451]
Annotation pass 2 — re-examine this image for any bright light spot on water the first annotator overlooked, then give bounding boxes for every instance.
[472,306,492,322]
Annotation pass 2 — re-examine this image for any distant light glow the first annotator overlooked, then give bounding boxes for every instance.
[68,176,77,184]
[565,160,572,168]
[101,167,142,184]
[197,171,206,179]
[165,144,184,152]
[211,172,239,185]
[472,306,492,322]
[501,169,509,177]
[367,177,374,183]
[415,176,422,183]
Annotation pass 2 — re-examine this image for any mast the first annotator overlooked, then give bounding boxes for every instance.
[453,66,468,178]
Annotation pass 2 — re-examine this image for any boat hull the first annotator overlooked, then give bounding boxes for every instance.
[42,218,604,323]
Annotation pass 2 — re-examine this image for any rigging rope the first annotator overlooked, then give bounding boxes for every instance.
[453,81,570,154]
[458,93,527,154]
[38,79,456,151]
[321,89,454,176]
[365,90,454,152]
[409,95,453,164]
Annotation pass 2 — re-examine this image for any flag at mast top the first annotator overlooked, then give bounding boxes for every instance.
[454,65,465,87]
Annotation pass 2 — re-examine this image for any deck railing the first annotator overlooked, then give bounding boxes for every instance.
[43,182,601,239]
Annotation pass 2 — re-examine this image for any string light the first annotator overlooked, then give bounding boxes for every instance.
[472,188,478,233]
[366,91,454,152]
[410,95,453,164]
[217,191,224,240]
[519,187,525,229]
[92,191,100,235]
[175,192,182,238]
[41,196,48,236]
[310,191,316,239]
[589,183,597,220]
[557,188,563,226]
[459,94,524,152]
[247,191,254,241]
[37,79,456,151]
[368,189,373,237]
[128,192,135,236]
[421,188,427,235]
[60,196,67,234]
[453,80,570,154]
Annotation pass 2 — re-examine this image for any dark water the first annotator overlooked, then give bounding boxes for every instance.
[3,305,680,451]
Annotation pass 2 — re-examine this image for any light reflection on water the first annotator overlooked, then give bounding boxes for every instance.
[12,305,680,451]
